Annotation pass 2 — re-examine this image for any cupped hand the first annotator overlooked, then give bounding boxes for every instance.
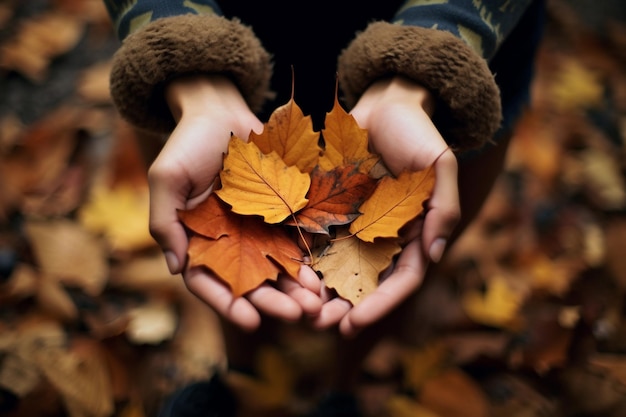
[185,261,323,332]
[312,76,460,336]
[149,75,322,330]
[150,75,263,274]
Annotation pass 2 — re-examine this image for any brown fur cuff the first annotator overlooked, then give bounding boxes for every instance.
[109,14,272,133]
[338,22,502,152]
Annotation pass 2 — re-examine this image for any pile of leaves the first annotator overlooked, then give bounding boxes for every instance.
[178,94,435,303]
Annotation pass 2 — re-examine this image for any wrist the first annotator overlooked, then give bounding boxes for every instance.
[165,74,241,122]
[356,75,436,119]
[386,76,436,116]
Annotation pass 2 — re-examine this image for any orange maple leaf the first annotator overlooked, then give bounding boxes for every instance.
[318,96,380,174]
[288,164,378,235]
[181,194,304,297]
[249,97,321,173]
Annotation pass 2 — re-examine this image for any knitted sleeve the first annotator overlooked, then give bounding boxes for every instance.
[108,13,272,133]
[338,1,534,152]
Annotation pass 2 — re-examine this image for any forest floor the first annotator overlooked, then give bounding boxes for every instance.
[1,1,626,416]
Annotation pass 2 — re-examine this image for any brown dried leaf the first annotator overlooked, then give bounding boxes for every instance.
[226,346,295,413]
[312,229,401,304]
[24,218,108,296]
[290,164,378,234]
[418,368,489,417]
[36,275,79,322]
[0,11,84,81]
[37,337,115,417]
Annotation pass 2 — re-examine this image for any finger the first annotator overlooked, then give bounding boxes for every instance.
[311,297,352,330]
[297,265,323,295]
[183,267,262,331]
[277,273,323,316]
[340,239,426,337]
[422,149,460,263]
[246,283,303,322]
[148,157,191,274]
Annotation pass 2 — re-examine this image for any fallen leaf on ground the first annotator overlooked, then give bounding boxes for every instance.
[461,276,526,329]
[79,181,155,253]
[24,218,108,296]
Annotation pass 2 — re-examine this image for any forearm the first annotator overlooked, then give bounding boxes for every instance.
[393,0,533,60]
[102,0,222,40]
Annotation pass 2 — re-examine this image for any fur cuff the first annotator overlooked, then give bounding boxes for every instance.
[109,14,272,133]
[338,22,502,152]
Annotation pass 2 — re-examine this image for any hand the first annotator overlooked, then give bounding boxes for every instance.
[184,262,323,332]
[312,76,460,336]
[149,75,322,331]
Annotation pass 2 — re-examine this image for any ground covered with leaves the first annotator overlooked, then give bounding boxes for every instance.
[1,1,626,416]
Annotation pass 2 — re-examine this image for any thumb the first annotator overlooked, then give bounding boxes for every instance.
[422,149,460,263]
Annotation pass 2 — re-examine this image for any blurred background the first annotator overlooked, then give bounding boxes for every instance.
[1,1,626,416]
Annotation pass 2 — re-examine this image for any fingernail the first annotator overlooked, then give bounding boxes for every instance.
[429,238,447,263]
[164,251,180,274]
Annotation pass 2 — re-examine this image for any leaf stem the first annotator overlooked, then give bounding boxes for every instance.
[291,213,313,259]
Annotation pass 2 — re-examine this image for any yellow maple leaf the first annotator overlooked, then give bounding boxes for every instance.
[78,182,154,252]
[215,136,310,224]
[349,164,435,242]
[461,277,525,329]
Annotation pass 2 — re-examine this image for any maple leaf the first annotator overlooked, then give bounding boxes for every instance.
[349,164,436,242]
[0,11,84,82]
[182,194,304,297]
[318,96,380,174]
[177,191,234,239]
[78,182,155,252]
[461,277,526,329]
[288,164,378,235]
[215,135,310,224]
[180,95,435,300]
[226,346,296,413]
[249,97,321,173]
[24,218,108,297]
[312,229,401,304]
